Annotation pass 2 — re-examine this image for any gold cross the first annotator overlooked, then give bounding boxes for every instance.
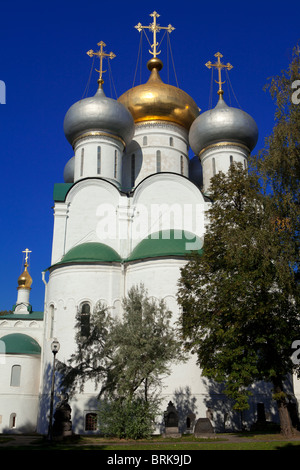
[205,52,233,96]
[87,41,116,88]
[22,248,32,265]
[135,11,175,58]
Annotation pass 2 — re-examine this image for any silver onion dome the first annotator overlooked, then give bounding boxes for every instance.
[189,96,258,156]
[63,156,75,183]
[63,87,135,147]
[189,155,203,188]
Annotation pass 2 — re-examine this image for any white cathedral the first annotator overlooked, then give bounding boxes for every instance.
[1,12,298,435]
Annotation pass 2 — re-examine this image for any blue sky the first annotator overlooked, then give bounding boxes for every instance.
[0,0,299,311]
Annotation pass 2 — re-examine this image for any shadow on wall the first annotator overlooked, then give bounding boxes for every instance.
[202,377,283,432]
[36,361,54,435]
[172,386,197,434]
[168,377,292,434]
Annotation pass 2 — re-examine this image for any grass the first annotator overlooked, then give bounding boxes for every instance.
[2,432,300,450]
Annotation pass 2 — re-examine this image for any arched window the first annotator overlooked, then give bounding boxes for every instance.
[97,146,101,174]
[80,148,84,176]
[114,150,118,178]
[131,154,135,187]
[156,150,161,172]
[9,413,16,429]
[80,303,91,337]
[85,412,98,431]
[180,155,184,175]
[170,137,174,147]
[49,304,55,339]
[212,157,216,176]
[10,365,21,387]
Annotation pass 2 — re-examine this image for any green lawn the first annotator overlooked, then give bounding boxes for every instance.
[1,433,300,450]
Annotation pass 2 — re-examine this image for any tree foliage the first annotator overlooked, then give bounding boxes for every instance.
[177,46,300,436]
[104,284,186,402]
[59,284,185,437]
[59,300,114,396]
[177,163,300,432]
[98,396,157,439]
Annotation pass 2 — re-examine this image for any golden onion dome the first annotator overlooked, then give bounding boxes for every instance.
[17,263,32,290]
[118,58,199,130]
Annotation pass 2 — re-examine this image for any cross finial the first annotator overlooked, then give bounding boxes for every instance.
[205,52,233,98]
[22,248,32,266]
[135,11,175,58]
[87,41,116,88]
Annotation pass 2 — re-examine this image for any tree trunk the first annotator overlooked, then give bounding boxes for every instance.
[273,378,296,437]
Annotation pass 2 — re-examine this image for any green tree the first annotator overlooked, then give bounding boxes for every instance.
[98,396,157,439]
[59,301,114,396]
[256,44,300,210]
[177,163,300,437]
[103,284,186,403]
[60,284,185,438]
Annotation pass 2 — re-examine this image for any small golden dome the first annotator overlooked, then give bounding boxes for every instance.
[118,58,199,130]
[17,263,32,290]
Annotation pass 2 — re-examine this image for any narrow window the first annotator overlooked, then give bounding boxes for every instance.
[156,150,161,172]
[97,146,101,174]
[230,155,233,165]
[143,136,148,146]
[114,150,117,178]
[49,305,55,339]
[180,155,184,175]
[9,413,16,429]
[80,148,84,176]
[131,154,135,187]
[81,303,90,337]
[85,412,98,431]
[170,137,174,147]
[10,365,21,387]
[244,159,247,169]
[212,157,216,176]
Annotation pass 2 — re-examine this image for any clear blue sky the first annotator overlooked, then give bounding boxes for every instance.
[0,0,299,311]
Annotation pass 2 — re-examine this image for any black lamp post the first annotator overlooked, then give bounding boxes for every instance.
[47,339,60,441]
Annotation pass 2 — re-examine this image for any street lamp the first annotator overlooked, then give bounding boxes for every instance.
[47,339,60,441]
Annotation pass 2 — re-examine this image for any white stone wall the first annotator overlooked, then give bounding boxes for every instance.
[0,354,41,433]
[73,135,124,187]
[123,122,190,190]
[200,144,249,194]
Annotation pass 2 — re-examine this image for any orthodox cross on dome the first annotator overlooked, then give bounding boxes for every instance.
[205,52,233,97]
[135,11,175,58]
[22,248,32,266]
[87,41,116,88]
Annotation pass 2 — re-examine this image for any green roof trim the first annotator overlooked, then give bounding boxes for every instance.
[50,233,202,268]
[127,230,203,261]
[0,333,41,355]
[58,242,122,264]
[53,183,74,202]
[0,311,44,320]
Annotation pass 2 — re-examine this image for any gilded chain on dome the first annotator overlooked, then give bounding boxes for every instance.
[205,52,233,98]
[118,12,199,130]
[135,11,175,58]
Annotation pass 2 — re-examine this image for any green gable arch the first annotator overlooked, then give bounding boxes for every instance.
[127,230,203,261]
[0,334,41,355]
[59,242,122,264]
